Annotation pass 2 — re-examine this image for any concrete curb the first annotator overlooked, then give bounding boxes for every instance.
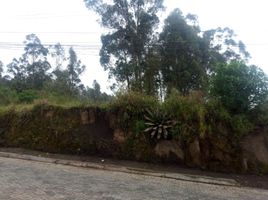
[0,151,239,187]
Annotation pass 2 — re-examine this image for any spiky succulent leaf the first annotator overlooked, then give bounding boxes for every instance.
[151,130,157,138]
[144,115,154,122]
[144,109,176,140]
[145,122,155,126]
[157,132,161,139]
[144,127,153,132]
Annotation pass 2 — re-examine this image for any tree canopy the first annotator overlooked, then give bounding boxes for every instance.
[159,9,210,95]
[211,61,268,114]
[0,0,267,114]
[0,61,3,78]
[83,0,268,114]
[85,0,164,92]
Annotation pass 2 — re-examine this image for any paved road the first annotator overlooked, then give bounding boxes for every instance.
[0,157,267,200]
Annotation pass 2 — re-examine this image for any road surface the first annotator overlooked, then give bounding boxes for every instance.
[0,157,267,200]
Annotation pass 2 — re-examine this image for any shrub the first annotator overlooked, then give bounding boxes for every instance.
[163,89,253,139]
[0,86,18,105]
[110,91,159,130]
[111,91,158,114]
[205,99,253,139]
[248,100,268,127]
[163,90,207,139]
[133,120,146,135]
[210,61,268,114]
[18,90,39,104]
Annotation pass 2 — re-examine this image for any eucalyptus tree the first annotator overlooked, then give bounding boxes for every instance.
[203,27,250,62]
[7,58,28,91]
[159,9,211,95]
[22,34,51,89]
[49,43,68,93]
[49,43,66,70]
[159,9,251,96]
[67,47,86,92]
[88,80,102,102]
[84,0,164,92]
[0,60,9,86]
[0,60,3,78]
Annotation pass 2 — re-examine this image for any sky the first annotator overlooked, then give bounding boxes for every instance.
[0,0,267,93]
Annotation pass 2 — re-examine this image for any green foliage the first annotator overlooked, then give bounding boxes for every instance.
[83,80,113,103]
[205,99,253,139]
[0,60,3,78]
[37,90,83,107]
[248,100,268,127]
[85,0,164,91]
[23,34,51,89]
[133,120,146,135]
[45,69,72,96]
[159,9,209,95]
[111,91,158,116]
[85,1,253,98]
[203,27,250,62]
[210,61,268,114]
[163,89,253,140]
[7,58,27,91]
[3,34,89,104]
[13,104,101,152]
[0,86,18,105]
[110,91,158,131]
[231,115,253,139]
[120,134,155,162]
[49,43,65,69]
[6,34,51,91]
[18,90,39,104]
[67,47,86,91]
[163,90,206,139]
[0,2,266,164]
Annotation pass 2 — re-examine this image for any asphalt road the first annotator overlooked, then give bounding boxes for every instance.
[0,157,267,200]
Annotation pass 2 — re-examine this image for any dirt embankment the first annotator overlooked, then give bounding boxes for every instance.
[0,104,267,174]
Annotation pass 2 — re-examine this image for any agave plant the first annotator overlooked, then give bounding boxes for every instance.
[144,109,176,140]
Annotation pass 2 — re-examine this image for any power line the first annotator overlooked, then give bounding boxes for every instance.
[0,31,102,35]
[0,41,268,61]
[0,42,101,49]
[4,14,92,19]
[1,41,268,48]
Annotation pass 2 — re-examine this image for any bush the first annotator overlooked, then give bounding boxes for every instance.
[163,90,206,139]
[248,100,268,127]
[210,61,268,114]
[110,91,159,131]
[0,86,18,105]
[111,91,158,117]
[163,89,253,140]
[205,99,253,139]
[18,90,39,104]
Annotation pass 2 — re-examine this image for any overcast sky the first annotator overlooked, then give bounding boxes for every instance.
[0,0,267,93]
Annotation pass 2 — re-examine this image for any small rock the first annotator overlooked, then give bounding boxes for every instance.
[154,140,184,162]
[188,138,201,166]
[113,129,126,143]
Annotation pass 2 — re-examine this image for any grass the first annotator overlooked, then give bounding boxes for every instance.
[0,104,35,114]
[0,97,112,115]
